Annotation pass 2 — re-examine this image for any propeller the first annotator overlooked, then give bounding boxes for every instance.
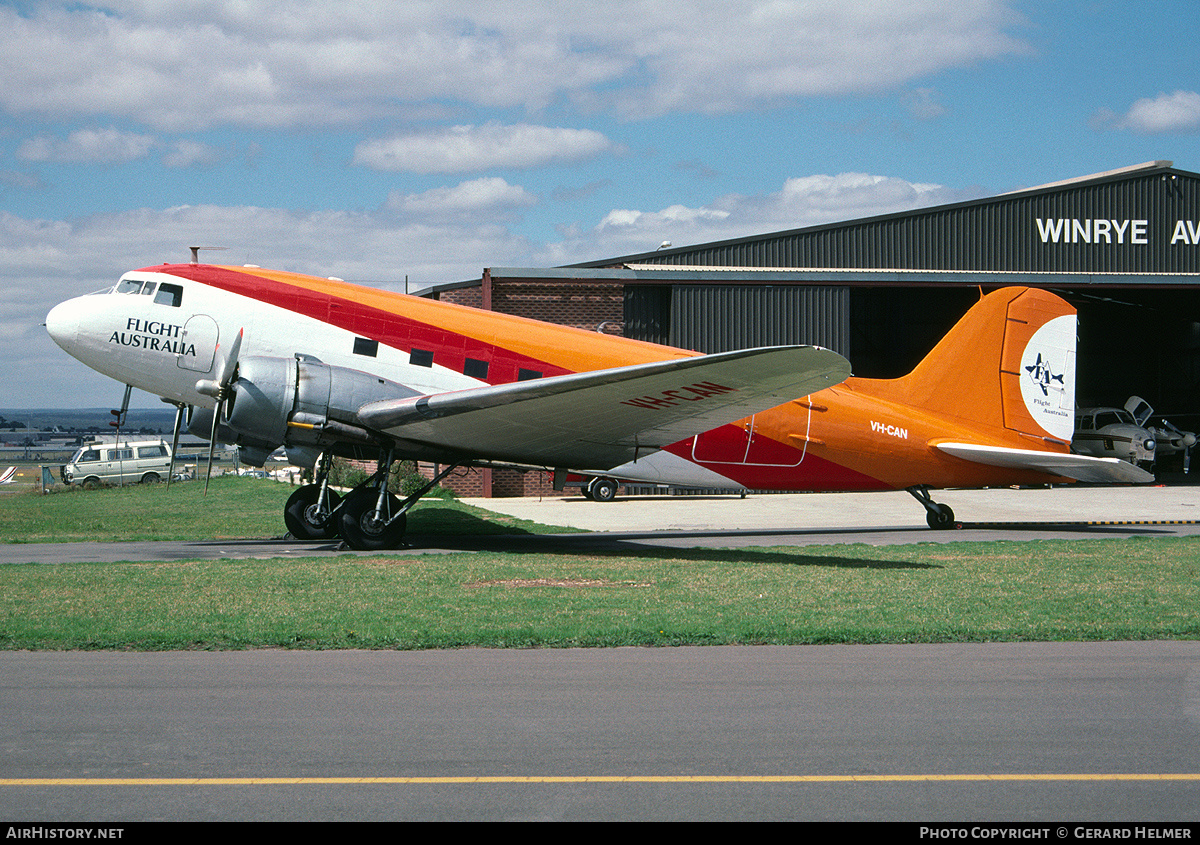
[195,328,243,495]
[1163,419,1197,474]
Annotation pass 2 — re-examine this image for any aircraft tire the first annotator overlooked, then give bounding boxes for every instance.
[926,504,955,530]
[338,487,407,550]
[284,484,342,541]
[588,477,618,502]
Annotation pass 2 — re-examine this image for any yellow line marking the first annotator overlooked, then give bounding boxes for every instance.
[2,774,1199,786]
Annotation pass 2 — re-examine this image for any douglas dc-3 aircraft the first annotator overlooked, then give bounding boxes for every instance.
[45,262,1151,549]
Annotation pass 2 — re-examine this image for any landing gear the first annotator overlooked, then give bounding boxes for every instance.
[334,454,460,551]
[908,486,957,530]
[338,487,405,550]
[283,453,342,541]
[284,485,343,540]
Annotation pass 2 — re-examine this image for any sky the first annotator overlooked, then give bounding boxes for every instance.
[3,0,1199,408]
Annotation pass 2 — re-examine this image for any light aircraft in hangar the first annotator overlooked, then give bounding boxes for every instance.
[45,263,1151,549]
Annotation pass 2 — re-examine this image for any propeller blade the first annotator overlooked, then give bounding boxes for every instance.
[217,328,243,387]
[203,328,242,496]
[204,398,222,495]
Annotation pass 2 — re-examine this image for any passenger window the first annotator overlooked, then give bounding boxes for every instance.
[137,446,167,458]
[464,358,489,379]
[353,337,379,357]
[410,349,434,368]
[154,283,183,307]
[518,368,543,381]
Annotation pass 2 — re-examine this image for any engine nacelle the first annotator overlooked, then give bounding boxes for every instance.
[218,356,418,457]
[187,407,278,467]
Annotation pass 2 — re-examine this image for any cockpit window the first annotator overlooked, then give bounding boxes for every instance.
[1094,411,1132,428]
[154,283,183,307]
[116,278,146,294]
[140,282,156,296]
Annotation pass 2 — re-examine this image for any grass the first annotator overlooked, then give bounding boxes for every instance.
[1,476,1198,650]
[0,474,570,542]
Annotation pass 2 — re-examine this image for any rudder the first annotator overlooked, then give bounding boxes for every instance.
[862,287,1076,444]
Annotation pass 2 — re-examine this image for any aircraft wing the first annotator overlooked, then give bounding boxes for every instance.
[358,345,850,469]
[935,442,1155,484]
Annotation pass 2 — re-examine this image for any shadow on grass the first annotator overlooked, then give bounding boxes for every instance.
[401,528,938,570]
[407,504,541,536]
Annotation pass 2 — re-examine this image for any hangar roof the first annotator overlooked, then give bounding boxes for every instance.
[568,160,1200,277]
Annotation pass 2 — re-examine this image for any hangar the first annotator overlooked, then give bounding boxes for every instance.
[428,160,1200,496]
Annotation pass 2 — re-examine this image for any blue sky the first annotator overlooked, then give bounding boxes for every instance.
[3,0,1199,408]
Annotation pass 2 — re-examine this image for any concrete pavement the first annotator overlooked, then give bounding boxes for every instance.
[462,483,1200,533]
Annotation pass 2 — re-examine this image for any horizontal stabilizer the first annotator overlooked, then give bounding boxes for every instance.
[936,442,1154,484]
[359,346,851,469]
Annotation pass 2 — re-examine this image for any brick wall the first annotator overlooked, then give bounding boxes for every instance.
[430,276,625,497]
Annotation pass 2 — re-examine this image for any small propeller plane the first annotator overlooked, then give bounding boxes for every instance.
[45,262,1150,548]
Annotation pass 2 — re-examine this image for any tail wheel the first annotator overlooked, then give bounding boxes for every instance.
[284,484,342,541]
[926,504,955,530]
[338,487,407,550]
[587,477,618,502]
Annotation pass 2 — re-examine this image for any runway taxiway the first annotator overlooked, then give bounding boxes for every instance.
[1,484,1198,564]
[2,642,1198,821]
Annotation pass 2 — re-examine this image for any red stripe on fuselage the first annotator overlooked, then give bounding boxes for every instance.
[667,426,888,491]
[150,264,572,384]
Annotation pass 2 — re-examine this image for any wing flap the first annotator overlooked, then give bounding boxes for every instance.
[358,345,850,469]
[936,442,1154,484]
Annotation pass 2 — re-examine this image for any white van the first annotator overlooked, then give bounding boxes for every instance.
[61,439,172,486]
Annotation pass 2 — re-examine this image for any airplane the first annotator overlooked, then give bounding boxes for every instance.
[44,262,1151,548]
[1072,402,1158,473]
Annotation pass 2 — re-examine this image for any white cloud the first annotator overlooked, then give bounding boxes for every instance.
[354,124,613,174]
[387,177,537,216]
[1111,91,1200,134]
[17,128,158,164]
[902,87,947,121]
[162,139,223,169]
[0,1,1027,129]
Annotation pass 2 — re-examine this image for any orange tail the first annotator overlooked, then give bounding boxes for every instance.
[857,287,1076,446]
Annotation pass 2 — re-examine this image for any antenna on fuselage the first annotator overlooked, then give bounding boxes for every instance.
[189,246,228,264]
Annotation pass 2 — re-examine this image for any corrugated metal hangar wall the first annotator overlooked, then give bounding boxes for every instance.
[578,161,1200,407]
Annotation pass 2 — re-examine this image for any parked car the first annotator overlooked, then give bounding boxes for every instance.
[61,439,172,487]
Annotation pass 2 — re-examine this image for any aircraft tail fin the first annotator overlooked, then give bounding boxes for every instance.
[861,287,1077,446]
[0,466,14,484]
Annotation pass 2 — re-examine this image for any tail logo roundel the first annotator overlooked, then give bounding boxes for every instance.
[1018,314,1076,442]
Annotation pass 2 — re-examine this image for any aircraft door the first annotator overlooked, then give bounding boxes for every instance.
[691,410,809,467]
[178,315,219,374]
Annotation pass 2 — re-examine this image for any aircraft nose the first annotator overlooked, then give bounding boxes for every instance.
[45,296,87,351]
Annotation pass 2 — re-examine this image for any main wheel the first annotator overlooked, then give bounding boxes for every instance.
[338,487,407,550]
[926,504,955,530]
[588,477,618,502]
[284,484,343,541]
